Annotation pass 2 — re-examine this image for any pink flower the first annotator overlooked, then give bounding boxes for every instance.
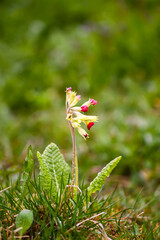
[87,122,94,130]
[81,105,88,112]
[66,87,72,92]
[89,99,97,105]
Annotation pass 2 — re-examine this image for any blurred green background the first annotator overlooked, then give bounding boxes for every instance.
[0,0,160,186]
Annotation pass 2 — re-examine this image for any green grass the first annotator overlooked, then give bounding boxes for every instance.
[0,169,160,239]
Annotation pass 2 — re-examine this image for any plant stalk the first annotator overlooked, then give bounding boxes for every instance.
[66,96,78,198]
[69,121,78,197]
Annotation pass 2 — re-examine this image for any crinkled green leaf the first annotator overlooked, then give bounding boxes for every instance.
[37,143,70,198]
[87,156,122,196]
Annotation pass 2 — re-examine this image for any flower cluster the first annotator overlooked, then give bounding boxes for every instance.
[66,87,98,139]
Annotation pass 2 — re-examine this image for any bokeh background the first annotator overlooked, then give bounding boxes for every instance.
[0,0,160,188]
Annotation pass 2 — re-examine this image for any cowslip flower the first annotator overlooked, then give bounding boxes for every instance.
[66,87,98,139]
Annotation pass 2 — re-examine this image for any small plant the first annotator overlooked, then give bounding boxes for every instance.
[37,87,121,201]
[0,87,123,239]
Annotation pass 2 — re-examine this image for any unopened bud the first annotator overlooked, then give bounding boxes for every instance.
[78,127,89,140]
[87,122,94,130]
[89,99,97,105]
[84,133,88,138]
[66,87,72,92]
[81,105,88,112]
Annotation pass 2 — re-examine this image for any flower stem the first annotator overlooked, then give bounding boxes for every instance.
[75,151,78,187]
[66,94,78,199]
[69,121,78,197]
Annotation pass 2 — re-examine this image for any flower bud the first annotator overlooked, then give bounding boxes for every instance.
[89,99,97,105]
[77,127,88,140]
[81,105,88,112]
[84,133,88,138]
[66,87,72,92]
[87,122,94,130]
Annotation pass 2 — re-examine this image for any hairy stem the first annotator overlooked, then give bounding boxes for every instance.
[66,97,78,198]
[75,151,78,187]
[70,122,75,184]
[69,122,78,197]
